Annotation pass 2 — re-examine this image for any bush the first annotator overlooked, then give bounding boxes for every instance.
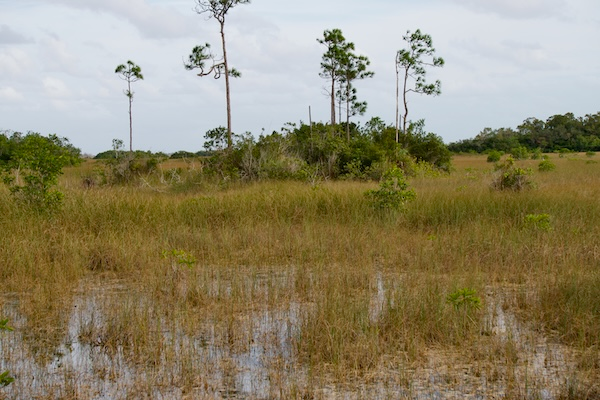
[366,167,416,209]
[510,146,530,160]
[491,156,534,191]
[0,133,77,211]
[538,158,556,172]
[486,150,502,163]
[99,139,162,185]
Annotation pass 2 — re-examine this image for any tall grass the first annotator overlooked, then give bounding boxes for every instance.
[1,154,599,396]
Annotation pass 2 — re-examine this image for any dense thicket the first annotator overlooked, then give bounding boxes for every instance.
[448,112,600,153]
[0,131,81,166]
[196,119,451,180]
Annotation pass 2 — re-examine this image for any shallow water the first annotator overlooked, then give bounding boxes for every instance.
[0,279,583,399]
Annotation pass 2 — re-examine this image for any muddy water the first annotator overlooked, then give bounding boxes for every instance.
[0,280,579,399]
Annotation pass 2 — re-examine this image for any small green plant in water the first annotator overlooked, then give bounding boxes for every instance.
[162,249,196,269]
[447,288,482,330]
[365,167,416,210]
[0,319,14,387]
[447,288,482,311]
[524,213,552,231]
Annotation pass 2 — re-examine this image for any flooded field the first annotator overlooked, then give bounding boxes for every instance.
[0,274,591,399]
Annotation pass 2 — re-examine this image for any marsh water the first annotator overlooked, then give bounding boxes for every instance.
[0,276,578,399]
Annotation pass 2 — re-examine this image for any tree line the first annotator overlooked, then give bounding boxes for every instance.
[448,112,600,154]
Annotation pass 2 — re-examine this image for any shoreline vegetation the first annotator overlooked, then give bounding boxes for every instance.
[1,153,599,398]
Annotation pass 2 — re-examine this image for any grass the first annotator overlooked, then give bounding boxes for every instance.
[1,154,599,398]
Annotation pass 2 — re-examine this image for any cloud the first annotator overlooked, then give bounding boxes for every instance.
[39,34,79,73]
[460,38,559,72]
[0,87,25,102]
[0,48,33,77]
[43,77,71,98]
[38,0,198,39]
[451,0,566,19]
[0,25,33,45]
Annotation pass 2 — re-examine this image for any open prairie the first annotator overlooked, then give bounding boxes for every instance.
[1,154,599,399]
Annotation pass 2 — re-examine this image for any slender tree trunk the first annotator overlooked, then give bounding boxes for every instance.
[395,60,400,144]
[330,76,336,126]
[346,83,351,142]
[128,80,133,153]
[402,68,410,147]
[220,21,232,150]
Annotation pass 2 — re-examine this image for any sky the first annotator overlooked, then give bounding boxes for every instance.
[1,0,599,155]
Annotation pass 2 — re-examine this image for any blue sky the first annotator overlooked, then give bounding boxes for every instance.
[1,0,599,154]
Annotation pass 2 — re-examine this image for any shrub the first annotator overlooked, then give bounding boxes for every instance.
[365,167,416,209]
[538,158,556,172]
[586,151,596,157]
[510,146,530,160]
[0,133,77,211]
[486,150,502,163]
[524,213,552,231]
[530,148,543,160]
[100,139,162,185]
[491,156,534,191]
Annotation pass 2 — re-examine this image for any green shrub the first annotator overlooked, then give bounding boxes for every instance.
[586,151,596,158]
[491,156,534,191]
[524,213,552,231]
[100,139,162,185]
[486,150,502,163]
[510,146,530,160]
[365,167,416,209]
[530,148,543,160]
[0,133,76,211]
[538,158,556,172]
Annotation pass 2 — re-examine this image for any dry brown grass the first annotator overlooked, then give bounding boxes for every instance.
[1,154,599,398]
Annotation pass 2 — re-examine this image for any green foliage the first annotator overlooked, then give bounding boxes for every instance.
[99,139,162,185]
[524,213,552,231]
[530,148,543,160]
[486,150,502,163]
[538,158,556,172]
[0,132,78,211]
[162,249,196,269]
[558,148,572,158]
[0,371,14,388]
[491,156,534,191]
[510,146,530,160]
[1,319,14,387]
[0,319,12,332]
[396,29,444,136]
[446,288,482,311]
[365,167,416,209]
[448,111,600,154]
[402,120,452,171]
[586,151,596,157]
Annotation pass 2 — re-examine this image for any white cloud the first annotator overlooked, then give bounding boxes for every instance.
[452,0,566,19]
[38,0,199,39]
[0,48,33,77]
[39,34,79,73]
[0,87,25,101]
[43,77,71,99]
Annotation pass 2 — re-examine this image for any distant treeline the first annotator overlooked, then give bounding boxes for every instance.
[93,149,213,159]
[449,112,600,153]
